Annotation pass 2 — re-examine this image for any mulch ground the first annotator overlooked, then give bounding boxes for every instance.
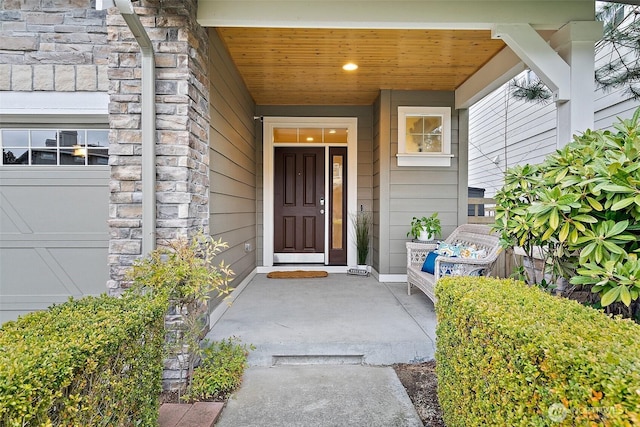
[393,361,445,427]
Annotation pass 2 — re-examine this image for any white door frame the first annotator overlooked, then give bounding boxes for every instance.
[263,117,358,267]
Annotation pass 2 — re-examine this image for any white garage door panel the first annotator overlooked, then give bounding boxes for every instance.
[0,167,109,324]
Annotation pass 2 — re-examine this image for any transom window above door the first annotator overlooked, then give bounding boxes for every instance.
[273,127,348,144]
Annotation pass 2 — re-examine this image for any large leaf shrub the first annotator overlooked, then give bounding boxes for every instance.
[493,107,640,310]
[0,291,168,426]
[436,277,640,426]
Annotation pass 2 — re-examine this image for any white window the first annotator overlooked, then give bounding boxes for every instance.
[397,106,453,167]
[1,129,109,166]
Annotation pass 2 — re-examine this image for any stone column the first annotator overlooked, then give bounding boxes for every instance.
[107,0,211,293]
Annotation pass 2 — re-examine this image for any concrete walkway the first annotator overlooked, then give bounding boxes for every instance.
[205,274,437,427]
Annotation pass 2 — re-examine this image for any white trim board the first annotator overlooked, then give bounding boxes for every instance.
[0,92,109,118]
[198,1,594,30]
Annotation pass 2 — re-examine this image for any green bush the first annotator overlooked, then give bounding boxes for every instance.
[127,233,234,390]
[435,277,640,426]
[183,337,253,402]
[493,107,640,311]
[0,290,168,427]
[127,233,233,308]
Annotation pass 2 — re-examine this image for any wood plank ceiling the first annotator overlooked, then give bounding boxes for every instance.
[215,27,507,105]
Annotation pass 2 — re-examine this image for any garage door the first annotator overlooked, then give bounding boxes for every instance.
[0,167,109,323]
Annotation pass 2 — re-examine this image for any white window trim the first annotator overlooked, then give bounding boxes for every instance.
[397,106,453,167]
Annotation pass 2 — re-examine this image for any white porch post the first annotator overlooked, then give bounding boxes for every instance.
[550,22,603,147]
[492,21,602,148]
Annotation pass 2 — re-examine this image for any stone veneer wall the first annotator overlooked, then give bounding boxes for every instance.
[107,0,211,292]
[107,0,211,390]
[0,0,108,92]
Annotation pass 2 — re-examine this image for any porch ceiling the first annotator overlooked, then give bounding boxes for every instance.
[215,27,507,105]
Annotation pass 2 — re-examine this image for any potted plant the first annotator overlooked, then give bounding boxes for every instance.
[353,211,372,268]
[407,213,442,241]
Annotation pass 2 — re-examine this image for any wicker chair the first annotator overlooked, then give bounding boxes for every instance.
[406,224,501,303]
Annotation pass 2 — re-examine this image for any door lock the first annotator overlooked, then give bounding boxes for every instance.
[319,197,325,206]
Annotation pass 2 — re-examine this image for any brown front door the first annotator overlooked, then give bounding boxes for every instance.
[274,147,325,262]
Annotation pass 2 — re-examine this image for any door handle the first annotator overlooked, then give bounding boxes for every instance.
[320,209,325,215]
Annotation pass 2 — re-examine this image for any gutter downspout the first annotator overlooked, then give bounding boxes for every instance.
[114,0,156,256]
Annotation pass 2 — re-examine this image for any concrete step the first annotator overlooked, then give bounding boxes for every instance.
[272,354,364,365]
[159,402,224,427]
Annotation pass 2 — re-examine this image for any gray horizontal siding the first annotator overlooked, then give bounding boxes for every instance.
[386,90,460,274]
[208,29,257,285]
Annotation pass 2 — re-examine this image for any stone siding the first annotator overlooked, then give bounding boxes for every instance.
[107,0,211,390]
[0,0,108,91]
[2,0,213,391]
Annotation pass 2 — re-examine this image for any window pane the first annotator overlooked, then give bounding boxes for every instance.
[31,130,57,148]
[87,148,109,165]
[273,128,298,143]
[32,148,57,165]
[299,128,322,143]
[60,146,87,165]
[324,128,348,143]
[59,130,80,147]
[421,135,442,153]
[332,155,343,250]
[406,116,424,134]
[87,130,108,148]
[1,130,28,147]
[405,116,424,153]
[3,148,28,164]
[424,116,442,134]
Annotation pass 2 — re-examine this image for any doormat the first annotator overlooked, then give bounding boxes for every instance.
[266,270,329,279]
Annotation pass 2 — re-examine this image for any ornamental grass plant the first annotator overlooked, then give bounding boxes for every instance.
[353,211,372,265]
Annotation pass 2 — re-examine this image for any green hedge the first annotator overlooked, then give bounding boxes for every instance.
[0,291,168,427]
[435,277,640,426]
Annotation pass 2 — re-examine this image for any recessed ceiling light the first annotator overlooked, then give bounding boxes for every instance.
[328,129,336,134]
[306,137,314,142]
[342,62,358,71]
